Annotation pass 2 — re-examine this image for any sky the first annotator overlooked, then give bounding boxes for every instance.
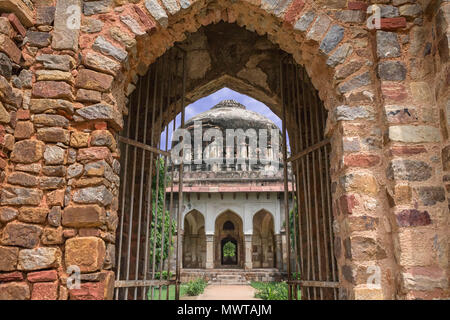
[160,87,285,151]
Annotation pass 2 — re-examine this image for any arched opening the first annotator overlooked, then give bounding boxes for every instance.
[223,221,235,231]
[183,210,206,269]
[214,210,244,269]
[115,17,337,300]
[221,236,238,265]
[252,210,276,269]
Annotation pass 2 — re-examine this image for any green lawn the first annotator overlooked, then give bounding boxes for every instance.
[146,284,188,300]
[146,278,208,300]
[251,281,301,300]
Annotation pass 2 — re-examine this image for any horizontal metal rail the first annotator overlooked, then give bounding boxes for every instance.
[115,280,177,288]
[118,136,171,157]
[287,138,331,163]
[287,280,340,288]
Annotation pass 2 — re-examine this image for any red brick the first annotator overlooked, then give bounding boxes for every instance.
[2,13,26,37]
[405,266,445,278]
[27,270,58,283]
[32,81,73,100]
[16,110,30,120]
[46,189,65,206]
[396,209,431,227]
[344,154,380,168]
[381,83,408,102]
[77,147,111,162]
[69,282,104,300]
[380,17,407,31]
[79,228,101,237]
[133,5,156,32]
[348,1,368,11]
[14,121,34,139]
[75,69,114,92]
[284,0,305,25]
[406,289,447,300]
[0,271,23,282]
[94,122,108,130]
[31,281,58,300]
[390,145,427,156]
[0,34,21,63]
[63,228,77,238]
[339,194,358,215]
[0,281,30,299]
[63,205,104,228]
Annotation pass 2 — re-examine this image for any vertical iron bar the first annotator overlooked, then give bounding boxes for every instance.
[293,64,305,276]
[294,64,308,300]
[292,64,306,300]
[311,81,330,299]
[142,62,158,300]
[287,60,300,299]
[300,68,314,300]
[133,73,152,300]
[158,52,172,299]
[166,51,177,300]
[150,54,167,300]
[320,99,338,300]
[306,70,322,300]
[115,86,134,300]
[280,57,292,300]
[175,50,186,300]
[124,74,143,300]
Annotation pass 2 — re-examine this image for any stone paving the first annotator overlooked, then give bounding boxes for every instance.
[195,285,260,300]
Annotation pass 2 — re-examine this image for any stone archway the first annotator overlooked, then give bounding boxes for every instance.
[214,210,244,268]
[252,210,276,269]
[183,209,206,268]
[0,0,447,301]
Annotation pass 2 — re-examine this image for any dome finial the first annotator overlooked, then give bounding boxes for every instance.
[212,100,246,109]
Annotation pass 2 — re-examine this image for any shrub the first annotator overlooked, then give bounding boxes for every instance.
[185,278,208,296]
[251,281,289,300]
[223,241,236,257]
[154,271,174,280]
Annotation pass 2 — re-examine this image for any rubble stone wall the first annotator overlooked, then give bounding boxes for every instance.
[0,0,448,299]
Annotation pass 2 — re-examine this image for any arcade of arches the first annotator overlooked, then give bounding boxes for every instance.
[183,207,278,270]
[0,0,448,301]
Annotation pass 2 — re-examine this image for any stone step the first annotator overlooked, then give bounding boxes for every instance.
[209,272,249,285]
[210,281,250,285]
[216,274,244,279]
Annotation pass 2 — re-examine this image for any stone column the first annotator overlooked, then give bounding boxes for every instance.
[375,4,450,299]
[275,234,283,270]
[205,234,214,269]
[192,235,199,267]
[244,234,252,270]
[179,231,184,269]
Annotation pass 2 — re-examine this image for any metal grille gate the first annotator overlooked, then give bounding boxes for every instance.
[114,48,338,300]
[280,56,339,300]
[114,48,186,300]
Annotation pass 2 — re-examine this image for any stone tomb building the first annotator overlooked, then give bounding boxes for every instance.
[173,100,289,281]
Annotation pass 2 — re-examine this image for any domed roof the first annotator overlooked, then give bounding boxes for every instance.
[185,100,279,131]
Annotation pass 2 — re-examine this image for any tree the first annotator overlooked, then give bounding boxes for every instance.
[223,241,236,257]
[149,158,177,272]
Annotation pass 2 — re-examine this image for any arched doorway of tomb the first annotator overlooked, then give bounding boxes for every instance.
[214,211,244,269]
[183,210,206,269]
[252,210,276,269]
